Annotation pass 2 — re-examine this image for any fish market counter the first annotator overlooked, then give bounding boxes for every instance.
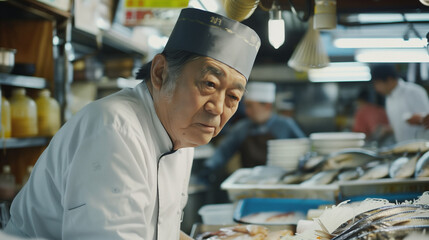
[221,168,429,203]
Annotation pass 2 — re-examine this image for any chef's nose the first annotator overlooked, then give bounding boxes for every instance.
[205,93,224,115]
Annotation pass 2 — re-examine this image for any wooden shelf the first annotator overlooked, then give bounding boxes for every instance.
[0,137,51,149]
[2,0,70,21]
[72,27,147,57]
[0,73,47,89]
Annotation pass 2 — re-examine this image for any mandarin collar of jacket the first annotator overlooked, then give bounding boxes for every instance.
[134,81,174,156]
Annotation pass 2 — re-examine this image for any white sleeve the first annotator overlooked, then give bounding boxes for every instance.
[62,128,150,240]
[408,86,429,115]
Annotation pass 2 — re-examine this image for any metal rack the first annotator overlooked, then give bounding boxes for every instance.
[0,137,51,149]
[0,73,47,89]
[0,73,50,149]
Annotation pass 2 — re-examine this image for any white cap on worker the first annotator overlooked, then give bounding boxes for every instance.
[245,82,276,103]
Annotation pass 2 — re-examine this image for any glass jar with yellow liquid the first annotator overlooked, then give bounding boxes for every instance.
[35,89,60,136]
[10,88,38,137]
[1,96,11,138]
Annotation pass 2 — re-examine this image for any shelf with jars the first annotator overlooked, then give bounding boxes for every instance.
[0,0,70,191]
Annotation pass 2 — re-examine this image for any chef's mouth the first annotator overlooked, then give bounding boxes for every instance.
[197,123,217,131]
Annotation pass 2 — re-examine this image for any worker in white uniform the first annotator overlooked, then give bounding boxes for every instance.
[371,64,429,142]
[4,8,260,240]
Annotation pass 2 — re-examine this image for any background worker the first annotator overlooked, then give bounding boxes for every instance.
[371,64,429,142]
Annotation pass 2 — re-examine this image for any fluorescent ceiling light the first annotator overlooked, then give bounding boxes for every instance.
[334,38,427,48]
[356,13,429,23]
[309,62,371,82]
[355,49,429,63]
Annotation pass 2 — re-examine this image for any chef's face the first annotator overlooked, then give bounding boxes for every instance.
[151,54,246,150]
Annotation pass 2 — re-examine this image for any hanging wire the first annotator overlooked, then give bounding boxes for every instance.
[287,0,313,22]
[402,13,423,40]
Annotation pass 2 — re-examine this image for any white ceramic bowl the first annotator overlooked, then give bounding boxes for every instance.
[311,139,365,149]
[310,132,365,141]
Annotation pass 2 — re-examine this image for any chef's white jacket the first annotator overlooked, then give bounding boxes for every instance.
[5,82,194,240]
[386,79,429,142]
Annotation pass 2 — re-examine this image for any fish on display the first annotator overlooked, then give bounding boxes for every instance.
[389,153,419,179]
[316,204,429,240]
[331,207,428,240]
[300,169,339,186]
[380,139,429,155]
[323,149,379,170]
[337,168,360,181]
[349,225,429,240]
[415,150,429,178]
[300,153,325,172]
[359,162,390,180]
[281,171,314,184]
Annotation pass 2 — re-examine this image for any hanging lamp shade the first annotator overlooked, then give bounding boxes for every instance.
[288,16,330,72]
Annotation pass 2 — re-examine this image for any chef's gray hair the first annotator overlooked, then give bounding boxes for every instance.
[135,50,200,93]
[162,50,200,95]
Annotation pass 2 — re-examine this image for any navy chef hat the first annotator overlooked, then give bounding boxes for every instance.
[164,8,261,80]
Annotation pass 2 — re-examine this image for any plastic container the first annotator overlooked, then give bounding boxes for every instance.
[1,96,11,138]
[10,88,37,137]
[233,198,334,224]
[35,89,60,136]
[0,165,16,200]
[198,203,235,225]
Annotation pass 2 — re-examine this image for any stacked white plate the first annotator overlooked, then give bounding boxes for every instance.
[266,138,310,171]
[310,132,366,155]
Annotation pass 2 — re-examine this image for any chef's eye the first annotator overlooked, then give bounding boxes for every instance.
[229,95,239,101]
[205,81,215,88]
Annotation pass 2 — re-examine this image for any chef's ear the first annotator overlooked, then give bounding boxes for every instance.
[151,54,168,90]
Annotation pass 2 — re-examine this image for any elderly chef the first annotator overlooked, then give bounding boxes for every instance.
[201,82,305,177]
[4,8,260,240]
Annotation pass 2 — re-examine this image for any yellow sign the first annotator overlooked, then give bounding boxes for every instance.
[125,0,189,8]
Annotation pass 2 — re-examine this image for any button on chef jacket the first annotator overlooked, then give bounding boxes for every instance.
[5,82,194,240]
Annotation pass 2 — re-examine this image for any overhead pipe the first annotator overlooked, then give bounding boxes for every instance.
[222,0,261,22]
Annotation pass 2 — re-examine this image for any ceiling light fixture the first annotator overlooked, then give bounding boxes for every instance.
[308,62,371,82]
[355,49,429,63]
[288,16,330,71]
[268,1,285,49]
[334,37,427,48]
